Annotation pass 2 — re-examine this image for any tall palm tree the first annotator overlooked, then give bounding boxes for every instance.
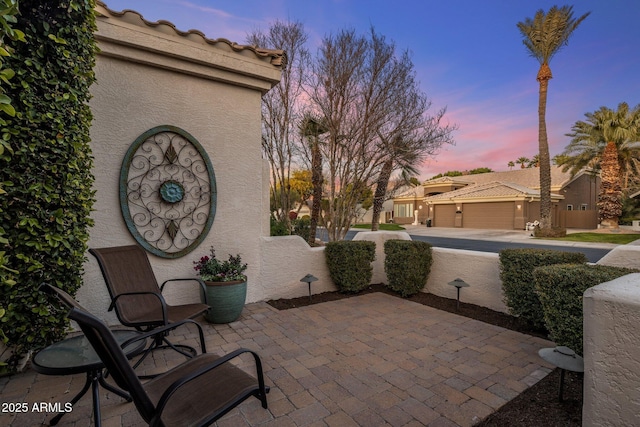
[300,114,328,245]
[562,102,640,192]
[518,5,589,230]
[599,141,623,227]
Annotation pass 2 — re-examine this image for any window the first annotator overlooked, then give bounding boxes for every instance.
[581,204,588,211]
[566,204,573,211]
[394,202,414,217]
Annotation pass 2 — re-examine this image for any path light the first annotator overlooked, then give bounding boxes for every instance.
[300,274,318,302]
[538,346,584,402]
[447,278,470,311]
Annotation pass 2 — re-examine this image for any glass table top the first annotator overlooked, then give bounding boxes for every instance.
[32,330,145,375]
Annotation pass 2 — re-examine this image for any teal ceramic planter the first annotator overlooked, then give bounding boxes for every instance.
[204,280,247,323]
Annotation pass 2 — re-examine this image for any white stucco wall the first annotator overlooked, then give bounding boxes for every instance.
[425,248,507,313]
[352,231,412,284]
[595,244,640,269]
[259,236,335,300]
[255,233,508,314]
[583,273,640,427]
[77,7,281,323]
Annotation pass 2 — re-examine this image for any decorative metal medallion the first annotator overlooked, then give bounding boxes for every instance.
[120,125,216,258]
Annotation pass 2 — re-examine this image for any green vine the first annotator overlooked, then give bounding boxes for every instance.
[0,0,97,370]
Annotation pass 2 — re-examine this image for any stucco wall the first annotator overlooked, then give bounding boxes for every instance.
[254,233,508,314]
[425,248,507,313]
[77,9,279,324]
[595,244,640,269]
[583,273,640,427]
[352,231,412,284]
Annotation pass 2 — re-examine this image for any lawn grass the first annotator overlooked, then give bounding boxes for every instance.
[545,232,640,244]
[353,223,406,231]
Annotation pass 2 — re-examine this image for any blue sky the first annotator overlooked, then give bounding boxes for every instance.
[103,1,640,179]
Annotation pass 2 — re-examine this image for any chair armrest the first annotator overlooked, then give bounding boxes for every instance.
[111,291,168,324]
[153,348,267,421]
[160,278,209,305]
[119,318,205,353]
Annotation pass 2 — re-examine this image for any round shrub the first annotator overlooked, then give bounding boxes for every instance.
[325,241,375,293]
[534,264,637,356]
[384,240,432,297]
[499,248,587,329]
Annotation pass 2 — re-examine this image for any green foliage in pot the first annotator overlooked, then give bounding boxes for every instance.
[0,0,97,369]
[324,241,375,293]
[193,247,248,282]
[384,240,433,297]
[534,264,637,356]
[499,248,587,329]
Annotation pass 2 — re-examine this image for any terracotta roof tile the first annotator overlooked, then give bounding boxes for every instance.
[96,1,286,67]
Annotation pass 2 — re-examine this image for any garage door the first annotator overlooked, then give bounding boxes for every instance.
[463,202,514,229]
[434,205,456,227]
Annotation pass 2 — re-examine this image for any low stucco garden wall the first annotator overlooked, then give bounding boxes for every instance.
[583,273,640,426]
[257,232,508,313]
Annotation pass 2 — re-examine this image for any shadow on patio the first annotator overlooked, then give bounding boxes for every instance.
[0,292,554,427]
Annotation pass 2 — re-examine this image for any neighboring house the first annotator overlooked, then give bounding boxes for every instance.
[392,185,427,225]
[393,167,599,229]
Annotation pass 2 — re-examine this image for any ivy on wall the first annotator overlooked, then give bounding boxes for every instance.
[0,0,97,368]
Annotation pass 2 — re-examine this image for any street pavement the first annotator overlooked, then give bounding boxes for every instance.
[332,225,623,263]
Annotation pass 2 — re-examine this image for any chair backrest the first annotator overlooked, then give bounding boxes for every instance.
[40,283,156,421]
[67,305,156,422]
[90,245,165,327]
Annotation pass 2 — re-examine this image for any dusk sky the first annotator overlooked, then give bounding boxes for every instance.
[104,1,640,180]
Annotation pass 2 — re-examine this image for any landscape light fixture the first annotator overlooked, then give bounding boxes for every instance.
[447,278,470,311]
[300,274,318,302]
[538,346,584,402]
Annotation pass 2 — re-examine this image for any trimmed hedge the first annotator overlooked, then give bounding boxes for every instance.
[499,248,587,329]
[384,240,432,297]
[534,264,637,356]
[325,241,375,293]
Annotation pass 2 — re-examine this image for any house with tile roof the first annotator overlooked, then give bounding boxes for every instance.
[392,166,599,229]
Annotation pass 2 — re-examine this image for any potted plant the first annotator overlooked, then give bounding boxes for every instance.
[194,247,248,324]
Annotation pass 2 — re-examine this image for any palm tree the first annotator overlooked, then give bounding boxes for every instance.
[507,161,515,170]
[300,114,328,245]
[515,156,530,169]
[562,102,640,192]
[518,5,590,230]
[599,141,623,227]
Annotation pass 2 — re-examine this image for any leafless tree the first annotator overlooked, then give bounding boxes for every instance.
[247,21,309,229]
[307,28,454,239]
[368,42,456,230]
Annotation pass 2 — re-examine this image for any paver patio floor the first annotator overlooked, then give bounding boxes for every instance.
[0,292,554,426]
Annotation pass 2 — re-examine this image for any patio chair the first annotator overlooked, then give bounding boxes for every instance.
[90,245,209,361]
[42,284,270,427]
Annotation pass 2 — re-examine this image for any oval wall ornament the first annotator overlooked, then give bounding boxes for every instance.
[120,125,217,258]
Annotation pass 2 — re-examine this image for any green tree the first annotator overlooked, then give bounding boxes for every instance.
[515,156,530,169]
[562,102,640,193]
[508,160,515,170]
[517,5,590,230]
[0,0,97,364]
[469,167,493,174]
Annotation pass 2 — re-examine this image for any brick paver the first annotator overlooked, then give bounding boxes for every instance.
[0,292,553,426]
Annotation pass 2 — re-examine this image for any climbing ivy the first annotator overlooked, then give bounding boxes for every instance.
[0,0,97,368]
